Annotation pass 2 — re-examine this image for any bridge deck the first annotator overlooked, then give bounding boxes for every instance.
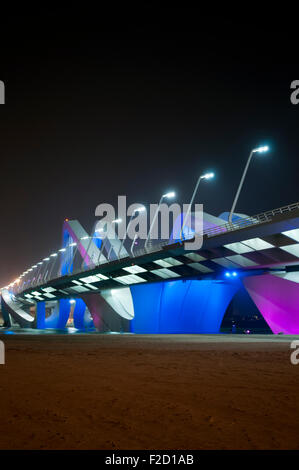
[15,204,299,302]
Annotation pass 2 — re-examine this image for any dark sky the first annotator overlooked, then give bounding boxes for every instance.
[0,12,298,286]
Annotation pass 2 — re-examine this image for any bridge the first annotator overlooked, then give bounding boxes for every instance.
[1,202,299,334]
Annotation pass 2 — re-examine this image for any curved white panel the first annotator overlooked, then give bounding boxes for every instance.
[1,289,34,326]
[101,287,134,320]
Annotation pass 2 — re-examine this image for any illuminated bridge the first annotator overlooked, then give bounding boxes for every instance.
[1,202,299,334]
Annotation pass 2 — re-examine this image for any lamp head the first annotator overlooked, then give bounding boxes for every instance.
[201,172,215,180]
[163,191,175,199]
[254,145,269,153]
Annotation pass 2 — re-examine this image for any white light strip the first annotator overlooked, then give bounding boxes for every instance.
[241,237,274,250]
[224,242,253,254]
[151,268,180,279]
[282,229,299,243]
[115,274,146,285]
[123,265,147,274]
[281,244,299,257]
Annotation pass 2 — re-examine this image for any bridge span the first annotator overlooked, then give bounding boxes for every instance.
[2,202,299,334]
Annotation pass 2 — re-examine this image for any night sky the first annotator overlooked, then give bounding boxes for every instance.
[0,13,298,286]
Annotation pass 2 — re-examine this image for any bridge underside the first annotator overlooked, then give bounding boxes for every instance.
[2,271,299,334]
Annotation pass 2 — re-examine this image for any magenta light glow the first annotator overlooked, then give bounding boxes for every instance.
[243,273,299,334]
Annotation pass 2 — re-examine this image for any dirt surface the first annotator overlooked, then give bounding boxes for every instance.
[0,333,298,450]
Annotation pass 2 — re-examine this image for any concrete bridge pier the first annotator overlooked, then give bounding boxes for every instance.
[80,288,133,333]
[36,298,95,330]
[243,271,299,334]
[130,279,241,334]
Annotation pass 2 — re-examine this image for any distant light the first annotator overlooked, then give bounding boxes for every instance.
[37,262,43,265]
[225,272,231,277]
[80,236,89,240]
[202,172,215,180]
[50,253,57,257]
[69,299,76,304]
[43,258,50,261]
[95,228,104,233]
[232,271,238,277]
[163,191,176,199]
[65,218,69,222]
[69,242,77,247]
[59,248,66,252]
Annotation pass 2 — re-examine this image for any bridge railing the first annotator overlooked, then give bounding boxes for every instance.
[203,202,299,238]
[12,201,299,295]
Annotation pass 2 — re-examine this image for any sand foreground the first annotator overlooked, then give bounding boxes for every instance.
[0,333,298,450]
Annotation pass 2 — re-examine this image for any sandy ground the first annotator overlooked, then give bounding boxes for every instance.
[0,332,298,450]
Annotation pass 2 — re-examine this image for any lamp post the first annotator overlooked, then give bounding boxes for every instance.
[145,191,175,251]
[180,172,214,241]
[118,207,145,259]
[228,146,269,224]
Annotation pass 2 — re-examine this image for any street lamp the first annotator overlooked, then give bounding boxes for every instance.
[145,191,176,251]
[228,146,269,224]
[118,206,146,259]
[180,172,214,241]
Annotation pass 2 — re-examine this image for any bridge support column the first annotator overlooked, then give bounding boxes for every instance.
[35,299,71,329]
[48,299,70,329]
[243,272,299,334]
[36,301,46,329]
[73,298,94,329]
[130,279,240,334]
[80,288,133,332]
[0,296,12,327]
